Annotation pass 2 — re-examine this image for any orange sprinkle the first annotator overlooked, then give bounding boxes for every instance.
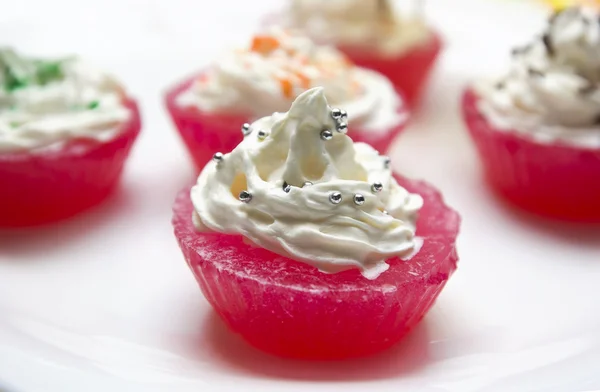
[293,70,311,89]
[351,79,361,95]
[278,78,294,99]
[320,68,334,78]
[341,55,353,67]
[297,56,309,65]
[284,46,298,56]
[251,36,280,54]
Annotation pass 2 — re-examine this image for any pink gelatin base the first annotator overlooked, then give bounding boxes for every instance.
[340,31,443,108]
[0,100,141,227]
[165,76,408,171]
[165,78,248,171]
[463,89,600,222]
[173,175,460,359]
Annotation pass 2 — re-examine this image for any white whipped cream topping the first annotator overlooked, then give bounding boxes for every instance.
[0,57,131,153]
[191,88,422,280]
[475,7,600,148]
[177,28,405,132]
[286,0,431,56]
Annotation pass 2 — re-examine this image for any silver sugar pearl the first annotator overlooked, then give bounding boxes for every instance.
[239,190,252,203]
[212,152,224,163]
[371,182,383,193]
[320,130,333,141]
[241,123,252,136]
[257,130,269,140]
[329,191,342,204]
[383,156,391,169]
[302,181,313,187]
[283,182,291,193]
[336,122,348,134]
[353,193,366,206]
[331,108,342,119]
[340,109,347,119]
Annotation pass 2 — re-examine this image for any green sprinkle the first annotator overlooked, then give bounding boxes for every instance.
[9,121,19,128]
[6,76,29,92]
[0,48,67,92]
[87,100,100,110]
[35,61,64,85]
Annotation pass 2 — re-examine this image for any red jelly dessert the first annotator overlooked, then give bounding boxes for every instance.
[280,0,442,107]
[340,32,442,107]
[165,28,409,170]
[165,78,247,171]
[0,49,142,227]
[173,175,459,359]
[463,89,600,221]
[463,7,600,221]
[173,88,460,359]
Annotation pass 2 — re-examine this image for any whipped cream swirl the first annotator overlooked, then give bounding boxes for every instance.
[0,49,131,153]
[177,28,405,131]
[191,88,422,280]
[285,0,431,56]
[475,7,600,147]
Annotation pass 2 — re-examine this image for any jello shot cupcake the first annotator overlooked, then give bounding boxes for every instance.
[0,48,141,227]
[173,88,460,359]
[463,7,600,221]
[280,0,442,107]
[165,28,408,170]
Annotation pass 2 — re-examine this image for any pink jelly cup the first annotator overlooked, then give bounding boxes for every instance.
[165,74,409,171]
[0,99,142,227]
[339,31,443,108]
[172,174,460,359]
[462,88,600,222]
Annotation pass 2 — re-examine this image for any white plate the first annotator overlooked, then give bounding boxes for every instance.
[2,1,600,391]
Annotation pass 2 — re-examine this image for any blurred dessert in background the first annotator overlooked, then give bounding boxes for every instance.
[0,48,141,226]
[276,0,442,107]
[463,7,600,221]
[165,28,409,170]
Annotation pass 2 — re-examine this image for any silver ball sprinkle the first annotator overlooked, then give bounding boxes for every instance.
[383,156,391,169]
[353,193,366,206]
[212,152,224,163]
[320,129,333,141]
[329,191,342,204]
[283,182,291,193]
[371,182,383,193]
[257,130,269,140]
[241,123,252,136]
[336,122,348,134]
[302,181,313,187]
[331,108,342,119]
[239,190,252,203]
[340,109,347,119]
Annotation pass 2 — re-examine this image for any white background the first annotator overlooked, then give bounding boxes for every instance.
[1,0,600,391]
